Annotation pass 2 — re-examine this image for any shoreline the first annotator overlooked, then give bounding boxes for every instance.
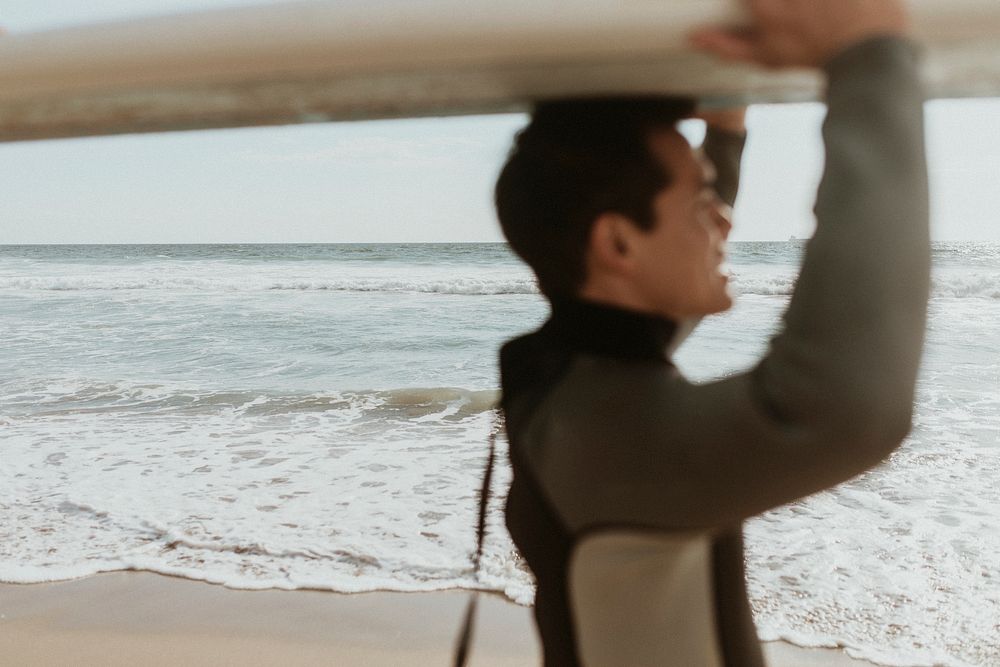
[0,571,878,666]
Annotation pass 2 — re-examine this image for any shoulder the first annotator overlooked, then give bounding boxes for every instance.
[546,354,688,434]
[519,353,692,482]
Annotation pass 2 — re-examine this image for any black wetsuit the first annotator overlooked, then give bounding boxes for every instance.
[501,37,929,667]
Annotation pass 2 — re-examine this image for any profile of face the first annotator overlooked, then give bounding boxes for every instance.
[638,129,734,318]
[583,128,733,321]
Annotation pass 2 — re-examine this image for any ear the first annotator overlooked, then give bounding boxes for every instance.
[587,212,635,275]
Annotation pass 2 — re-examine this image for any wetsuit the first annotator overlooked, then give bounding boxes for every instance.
[501,37,929,667]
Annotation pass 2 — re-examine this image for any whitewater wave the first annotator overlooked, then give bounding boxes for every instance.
[1,381,499,420]
[0,275,538,295]
[3,272,999,298]
[731,271,1000,299]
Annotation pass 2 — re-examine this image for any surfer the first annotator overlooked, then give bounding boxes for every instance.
[493,0,929,665]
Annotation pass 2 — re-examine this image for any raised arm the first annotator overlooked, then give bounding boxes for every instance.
[537,0,931,532]
[670,35,927,526]
[699,108,747,208]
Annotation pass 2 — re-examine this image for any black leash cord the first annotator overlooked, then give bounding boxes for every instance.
[453,409,503,667]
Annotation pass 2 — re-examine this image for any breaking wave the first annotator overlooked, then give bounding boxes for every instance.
[731,271,1000,299]
[2,381,500,420]
[3,272,999,299]
[3,382,499,419]
[0,275,538,295]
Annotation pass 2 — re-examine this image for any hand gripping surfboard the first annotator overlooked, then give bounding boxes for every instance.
[1,0,999,142]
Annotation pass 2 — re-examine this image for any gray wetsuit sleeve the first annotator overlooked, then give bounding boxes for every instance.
[703,126,746,208]
[534,37,931,531]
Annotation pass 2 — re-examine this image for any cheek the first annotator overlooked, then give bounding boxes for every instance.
[650,222,700,274]
[684,216,715,256]
[694,206,720,240]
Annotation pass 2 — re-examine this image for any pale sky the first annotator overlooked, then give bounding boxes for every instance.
[3,1,1000,243]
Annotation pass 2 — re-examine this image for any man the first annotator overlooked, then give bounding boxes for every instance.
[495,1,929,665]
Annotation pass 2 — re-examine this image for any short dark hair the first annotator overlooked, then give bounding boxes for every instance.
[495,97,695,298]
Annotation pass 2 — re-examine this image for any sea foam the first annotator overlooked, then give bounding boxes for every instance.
[2,242,998,665]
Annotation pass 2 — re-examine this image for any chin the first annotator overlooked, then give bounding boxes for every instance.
[706,291,734,315]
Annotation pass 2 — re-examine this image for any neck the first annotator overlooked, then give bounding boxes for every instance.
[545,295,678,362]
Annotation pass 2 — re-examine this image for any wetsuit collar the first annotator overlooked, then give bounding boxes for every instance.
[545,297,678,362]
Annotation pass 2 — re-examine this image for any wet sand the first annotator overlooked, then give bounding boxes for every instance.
[0,571,876,666]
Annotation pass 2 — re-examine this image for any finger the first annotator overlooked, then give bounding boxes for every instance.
[689,28,759,64]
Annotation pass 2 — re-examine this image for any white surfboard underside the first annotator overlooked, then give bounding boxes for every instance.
[1,0,999,142]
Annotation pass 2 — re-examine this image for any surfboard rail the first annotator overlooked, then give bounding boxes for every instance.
[1,0,999,142]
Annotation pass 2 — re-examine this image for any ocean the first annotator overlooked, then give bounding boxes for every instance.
[1,242,997,666]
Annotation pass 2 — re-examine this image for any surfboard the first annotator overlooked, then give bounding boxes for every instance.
[2,0,1000,143]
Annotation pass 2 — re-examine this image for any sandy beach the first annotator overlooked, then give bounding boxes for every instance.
[0,572,877,666]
